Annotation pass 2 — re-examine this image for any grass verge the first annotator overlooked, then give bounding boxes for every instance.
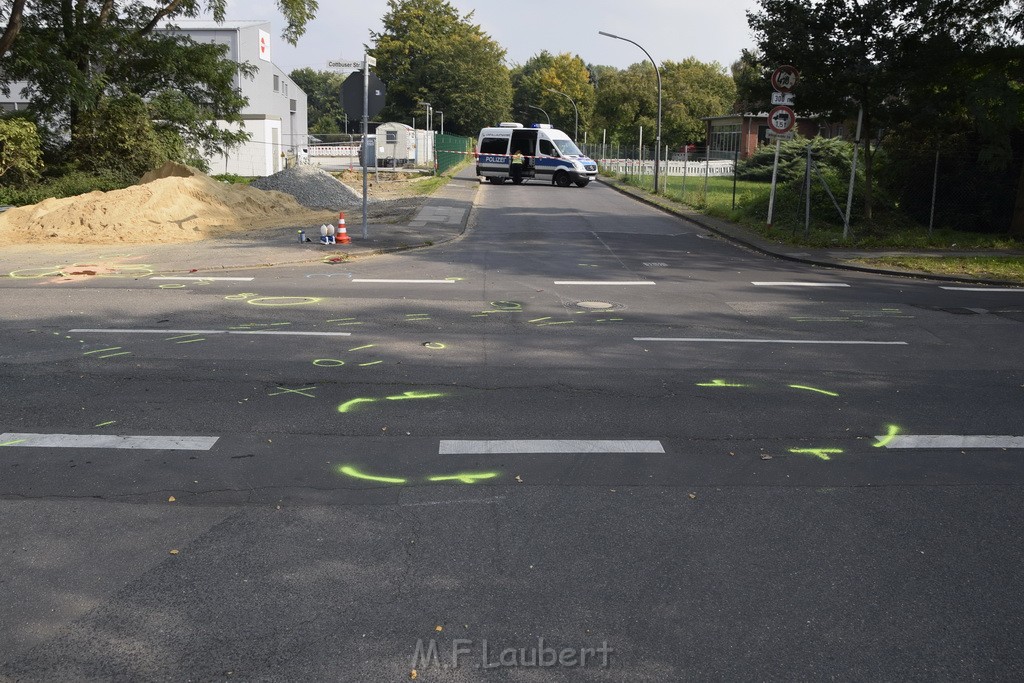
[850,256,1024,284]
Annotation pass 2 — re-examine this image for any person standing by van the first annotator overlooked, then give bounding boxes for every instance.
[510,148,525,183]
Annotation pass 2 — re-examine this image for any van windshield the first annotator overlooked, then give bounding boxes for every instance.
[553,139,582,156]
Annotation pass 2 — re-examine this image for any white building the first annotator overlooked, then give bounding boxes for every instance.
[158,20,308,176]
[0,20,308,177]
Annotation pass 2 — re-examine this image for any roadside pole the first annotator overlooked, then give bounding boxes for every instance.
[361,54,375,239]
[843,106,863,239]
[767,138,782,227]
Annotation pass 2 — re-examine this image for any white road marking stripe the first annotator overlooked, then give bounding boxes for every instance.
[150,276,255,281]
[352,279,456,284]
[439,440,665,454]
[634,337,908,345]
[72,329,225,334]
[879,435,1024,449]
[939,287,1023,292]
[70,328,351,337]
[751,281,850,287]
[0,433,218,450]
[554,281,655,286]
[228,330,352,336]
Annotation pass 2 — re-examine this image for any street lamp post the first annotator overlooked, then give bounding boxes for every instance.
[545,87,578,141]
[599,30,662,194]
[527,104,551,126]
[437,111,444,135]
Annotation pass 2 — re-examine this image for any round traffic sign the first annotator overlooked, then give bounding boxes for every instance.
[768,106,796,134]
[771,65,799,93]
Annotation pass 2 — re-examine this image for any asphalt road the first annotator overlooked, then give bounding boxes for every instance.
[2,178,1023,681]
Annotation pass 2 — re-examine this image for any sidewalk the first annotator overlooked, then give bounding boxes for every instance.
[0,166,480,277]
[598,175,1024,287]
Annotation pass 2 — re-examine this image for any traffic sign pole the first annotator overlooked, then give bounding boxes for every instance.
[361,55,375,239]
[767,138,782,227]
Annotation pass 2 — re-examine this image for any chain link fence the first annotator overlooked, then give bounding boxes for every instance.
[595,136,1024,238]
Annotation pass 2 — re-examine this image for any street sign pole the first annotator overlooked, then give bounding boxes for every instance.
[767,138,782,227]
[361,54,375,239]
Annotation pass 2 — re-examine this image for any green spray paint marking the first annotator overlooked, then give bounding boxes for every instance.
[338,391,445,414]
[327,318,357,322]
[0,439,26,447]
[94,421,116,428]
[427,472,499,484]
[539,321,575,326]
[358,361,383,367]
[313,359,345,367]
[789,447,843,461]
[166,333,202,340]
[349,344,376,351]
[337,397,377,413]
[528,317,551,323]
[83,347,122,355]
[386,391,446,401]
[269,385,317,398]
[423,342,446,349]
[337,465,407,485]
[789,384,839,397]
[97,351,132,359]
[175,338,205,344]
[874,424,901,448]
[696,379,748,387]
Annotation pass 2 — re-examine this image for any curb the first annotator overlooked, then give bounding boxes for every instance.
[596,176,1024,287]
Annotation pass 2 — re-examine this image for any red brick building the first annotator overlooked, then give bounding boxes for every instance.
[703,114,837,160]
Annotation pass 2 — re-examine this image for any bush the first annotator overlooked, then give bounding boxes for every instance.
[69,93,170,178]
[0,116,44,185]
[738,135,855,183]
[0,169,133,206]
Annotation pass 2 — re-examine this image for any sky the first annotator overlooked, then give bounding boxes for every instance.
[208,0,760,73]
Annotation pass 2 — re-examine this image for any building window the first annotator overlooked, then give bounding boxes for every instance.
[284,83,288,96]
[386,131,397,144]
[273,75,279,92]
[290,99,297,112]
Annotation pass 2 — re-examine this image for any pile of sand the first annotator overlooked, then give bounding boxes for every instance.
[0,162,334,245]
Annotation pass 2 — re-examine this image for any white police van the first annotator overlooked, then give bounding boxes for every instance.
[476,123,598,187]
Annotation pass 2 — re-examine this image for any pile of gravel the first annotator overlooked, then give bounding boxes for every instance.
[250,166,363,211]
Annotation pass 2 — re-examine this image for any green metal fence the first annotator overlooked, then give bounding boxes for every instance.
[435,134,474,175]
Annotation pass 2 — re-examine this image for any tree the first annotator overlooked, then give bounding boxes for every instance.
[511,51,594,139]
[0,116,43,182]
[69,93,170,177]
[0,0,26,58]
[371,0,512,135]
[1,0,318,165]
[661,59,735,146]
[290,68,348,134]
[591,57,732,152]
[745,0,1016,222]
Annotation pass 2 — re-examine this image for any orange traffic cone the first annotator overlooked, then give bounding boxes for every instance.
[337,212,351,244]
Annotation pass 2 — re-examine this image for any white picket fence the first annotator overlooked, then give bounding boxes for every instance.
[599,158,735,177]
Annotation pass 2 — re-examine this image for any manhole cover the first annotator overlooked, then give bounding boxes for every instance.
[576,301,615,310]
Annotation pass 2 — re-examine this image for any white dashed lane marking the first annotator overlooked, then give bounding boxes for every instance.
[0,433,219,450]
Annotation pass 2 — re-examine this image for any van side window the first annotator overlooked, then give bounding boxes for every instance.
[480,137,508,154]
[539,139,557,156]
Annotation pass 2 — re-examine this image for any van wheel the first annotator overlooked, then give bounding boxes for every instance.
[487,177,505,184]
[512,177,524,185]
[575,179,590,188]
[554,172,572,188]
